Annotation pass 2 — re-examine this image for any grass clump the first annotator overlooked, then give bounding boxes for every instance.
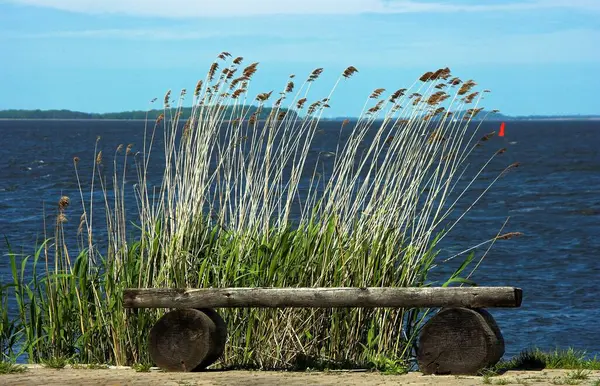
[490,348,600,373]
[132,363,152,372]
[0,362,27,374]
[2,52,519,369]
[41,356,68,369]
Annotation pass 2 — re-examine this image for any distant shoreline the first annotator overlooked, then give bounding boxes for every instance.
[1,117,599,122]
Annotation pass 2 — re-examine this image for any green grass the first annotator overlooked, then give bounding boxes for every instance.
[488,349,600,374]
[41,356,68,369]
[1,53,518,369]
[0,362,27,374]
[132,363,152,372]
[566,369,591,380]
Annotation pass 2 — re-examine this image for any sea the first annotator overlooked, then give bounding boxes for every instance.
[1,118,599,359]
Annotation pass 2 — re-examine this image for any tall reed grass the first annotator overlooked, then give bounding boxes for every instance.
[1,53,519,370]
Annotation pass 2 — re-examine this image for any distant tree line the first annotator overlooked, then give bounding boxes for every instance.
[0,106,297,120]
[1,108,596,121]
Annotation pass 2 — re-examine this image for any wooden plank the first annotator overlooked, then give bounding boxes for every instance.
[123,287,522,309]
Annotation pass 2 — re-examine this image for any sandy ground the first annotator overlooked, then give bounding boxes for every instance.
[1,366,599,386]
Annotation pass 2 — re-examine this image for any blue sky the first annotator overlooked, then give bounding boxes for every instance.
[1,0,599,117]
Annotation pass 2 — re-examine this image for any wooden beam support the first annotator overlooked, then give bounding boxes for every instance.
[124,287,522,309]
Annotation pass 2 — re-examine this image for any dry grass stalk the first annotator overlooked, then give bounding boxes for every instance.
[495,232,524,240]
[29,51,520,371]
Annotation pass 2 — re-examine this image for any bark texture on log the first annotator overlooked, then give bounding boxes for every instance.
[193,308,228,371]
[148,309,212,372]
[124,287,522,309]
[417,307,505,375]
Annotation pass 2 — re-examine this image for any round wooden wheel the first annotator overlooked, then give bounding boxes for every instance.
[148,309,212,372]
[417,307,505,375]
[193,308,228,371]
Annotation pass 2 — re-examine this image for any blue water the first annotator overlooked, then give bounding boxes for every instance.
[1,119,599,359]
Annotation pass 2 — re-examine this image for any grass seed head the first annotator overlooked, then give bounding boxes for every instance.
[256,91,273,102]
[458,80,476,95]
[343,66,358,79]
[163,90,171,108]
[58,196,70,211]
[307,101,322,115]
[448,77,462,86]
[297,98,307,109]
[308,68,324,82]
[432,67,452,80]
[369,88,386,99]
[496,232,524,240]
[56,213,68,224]
[463,92,480,104]
[480,132,496,142]
[218,51,231,60]
[208,62,219,81]
[389,88,406,103]
[286,81,294,93]
[367,100,384,114]
[232,89,246,99]
[426,91,448,105]
[249,112,257,125]
[194,80,203,97]
[243,62,259,78]
[419,71,434,82]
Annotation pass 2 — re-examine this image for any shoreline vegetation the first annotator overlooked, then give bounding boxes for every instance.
[1,52,525,372]
[1,350,600,386]
[1,110,599,122]
[0,106,298,121]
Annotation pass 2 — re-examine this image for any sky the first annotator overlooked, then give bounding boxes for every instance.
[1,0,599,117]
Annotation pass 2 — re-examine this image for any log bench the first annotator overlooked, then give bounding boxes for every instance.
[123,286,522,375]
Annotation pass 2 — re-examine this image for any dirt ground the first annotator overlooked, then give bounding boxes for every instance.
[2,366,599,386]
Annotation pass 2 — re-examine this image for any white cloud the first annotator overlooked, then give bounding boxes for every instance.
[5,0,600,17]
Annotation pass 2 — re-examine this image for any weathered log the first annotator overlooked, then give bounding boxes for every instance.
[417,307,505,375]
[193,308,228,371]
[148,309,212,372]
[124,287,522,309]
